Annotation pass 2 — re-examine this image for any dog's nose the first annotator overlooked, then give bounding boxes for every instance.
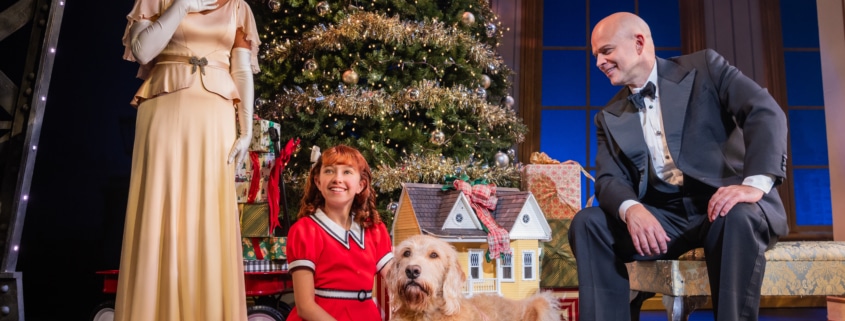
[405,265,421,279]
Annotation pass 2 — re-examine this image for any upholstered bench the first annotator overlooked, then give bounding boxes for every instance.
[626,241,845,320]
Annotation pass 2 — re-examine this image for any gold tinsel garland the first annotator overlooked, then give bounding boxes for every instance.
[263,11,504,71]
[264,79,525,141]
[370,153,522,194]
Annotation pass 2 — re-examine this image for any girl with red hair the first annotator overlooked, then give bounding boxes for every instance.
[286,145,393,321]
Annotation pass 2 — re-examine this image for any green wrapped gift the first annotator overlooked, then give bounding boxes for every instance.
[540,218,579,288]
[239,203,280,237]
[249,118,282,153]
[235,152,275,204]
[242,237,287,261]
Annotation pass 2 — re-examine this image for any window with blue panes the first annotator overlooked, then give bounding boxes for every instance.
[780,0,831,226]
[540,0,680,207]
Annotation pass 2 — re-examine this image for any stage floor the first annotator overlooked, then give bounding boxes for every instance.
[640,307,827,321]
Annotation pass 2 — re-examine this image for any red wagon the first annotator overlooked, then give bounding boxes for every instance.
[90,269,294,321]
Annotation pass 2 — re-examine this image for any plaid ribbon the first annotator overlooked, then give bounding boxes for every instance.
[452,179,512,261]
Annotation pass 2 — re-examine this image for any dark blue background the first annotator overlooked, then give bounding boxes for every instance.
[18,1,139,319]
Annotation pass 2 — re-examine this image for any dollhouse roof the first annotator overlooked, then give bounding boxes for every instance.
[400,183,549,240]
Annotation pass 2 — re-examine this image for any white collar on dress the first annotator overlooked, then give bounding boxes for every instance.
[309,208,365,250]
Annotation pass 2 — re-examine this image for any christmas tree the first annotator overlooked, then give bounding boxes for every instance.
[249,0,527,224]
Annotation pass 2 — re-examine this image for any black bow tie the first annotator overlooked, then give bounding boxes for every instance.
[628,81,656,110]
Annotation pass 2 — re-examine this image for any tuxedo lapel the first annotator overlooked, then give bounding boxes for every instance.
[657,58,695,163]
[603,99,649,195]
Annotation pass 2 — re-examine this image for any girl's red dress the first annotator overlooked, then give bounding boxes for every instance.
[286,209,393,321]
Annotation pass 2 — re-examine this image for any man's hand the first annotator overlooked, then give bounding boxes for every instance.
[707,184,764,222]
[626,204,670,256]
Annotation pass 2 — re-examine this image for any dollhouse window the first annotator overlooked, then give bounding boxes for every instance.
[469,250,482,280]
[501,254,514,281]
[522,251,536,280]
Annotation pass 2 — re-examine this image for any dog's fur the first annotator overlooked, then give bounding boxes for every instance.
[388,235,560,321]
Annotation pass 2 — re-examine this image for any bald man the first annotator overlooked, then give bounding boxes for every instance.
[568,12,788,320]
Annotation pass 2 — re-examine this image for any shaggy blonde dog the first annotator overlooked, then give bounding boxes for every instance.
[388,235,560,321]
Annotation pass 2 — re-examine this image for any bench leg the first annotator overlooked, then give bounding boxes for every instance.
[662,295,706,321]
[629,291,656,321]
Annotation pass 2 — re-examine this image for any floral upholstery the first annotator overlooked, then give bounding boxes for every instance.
[626,241,845,296]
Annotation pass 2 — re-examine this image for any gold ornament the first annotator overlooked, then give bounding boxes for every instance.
[461,12,476,26]
[267,0,281,12]
[342,70,359,84]
[480,74,491,89]
[304,59,318,71]
[430,129,446,145]
[316,1,330,16]
[405,88,421,102]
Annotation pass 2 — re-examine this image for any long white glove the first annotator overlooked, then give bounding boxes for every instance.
[227,47,254,165]
[128,0,218,64]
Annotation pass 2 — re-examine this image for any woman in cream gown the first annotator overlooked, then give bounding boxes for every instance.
[115,0,260,320]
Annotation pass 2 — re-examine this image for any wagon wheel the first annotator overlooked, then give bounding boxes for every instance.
[89,300,115,321]
[275,301,292,319]
[247,305,286,321]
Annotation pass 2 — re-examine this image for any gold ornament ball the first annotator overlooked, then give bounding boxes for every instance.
[342,70,359,85]
[405,88,421,102]
[304,59,318,71]
[267,0,281,12]
[316,1,330,16]
[430,129,446,145]
[461,12,476,26]
[480,74,491,89]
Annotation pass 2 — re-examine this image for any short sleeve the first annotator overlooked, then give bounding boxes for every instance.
[286,218,323,271]
[235,0,261,74]
[372,223,394,273]
[121,0,163,78]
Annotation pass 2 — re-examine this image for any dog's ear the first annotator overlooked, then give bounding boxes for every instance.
[441,250,466,315]
[387,248,405,310]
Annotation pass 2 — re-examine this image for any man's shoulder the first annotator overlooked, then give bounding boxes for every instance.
[664,49,728,69]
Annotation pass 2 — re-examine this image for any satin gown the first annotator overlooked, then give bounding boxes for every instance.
[115,1,260,320]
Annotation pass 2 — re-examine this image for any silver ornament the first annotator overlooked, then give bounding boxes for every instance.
[342,70,359,84]
[475,87,487,100]
[502,95,515,108]
[461,12,476,26]
[388,201,399,213]
[495,151,510,167]
[480,74,491,89]
[267,0,281,12]
[316,1,330,16]
[405,88,421,102]
[304,59,318,71]
[485,23,497,37]
[507,148,516,158]
[430,129,446,145]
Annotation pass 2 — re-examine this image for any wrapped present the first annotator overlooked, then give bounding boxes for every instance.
[249,118,282,153]
[236,152,276,203]
[540,218,579,287]
[242,236,287,261]
[239,203,280,237]
[520,161,593,220]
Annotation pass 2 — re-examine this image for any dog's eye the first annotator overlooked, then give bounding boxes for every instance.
[403,250,411,257]
[429,252,438,258]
